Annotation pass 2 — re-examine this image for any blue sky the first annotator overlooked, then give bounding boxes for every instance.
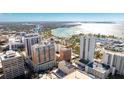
[0,13,124,22]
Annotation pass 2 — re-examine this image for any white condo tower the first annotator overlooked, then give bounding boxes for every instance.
[80,35,96,62]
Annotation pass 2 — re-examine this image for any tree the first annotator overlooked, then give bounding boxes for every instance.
[94,50,103,59]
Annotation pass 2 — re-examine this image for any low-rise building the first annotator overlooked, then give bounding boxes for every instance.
[58,60,75,74]
[77,59,110,78]
[64,70,92,79]
[52,61,75,78]
[85,62,110,79]
[0,35,8,43]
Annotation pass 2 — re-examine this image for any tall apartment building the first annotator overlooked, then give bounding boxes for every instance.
[24,33,41,58]
[0,50,25,79]
[80,35,96,62]
[8,42,24,50]
[103,50,124,75]
[32,41,56,72]
[18,32,26,37]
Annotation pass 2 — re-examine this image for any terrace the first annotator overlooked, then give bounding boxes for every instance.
[79,59,90,65]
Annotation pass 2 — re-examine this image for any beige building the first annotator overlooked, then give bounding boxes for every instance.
[0,35,8,43]
[0,50,25,79]
[60,47,71,62]
[32,41,56,72]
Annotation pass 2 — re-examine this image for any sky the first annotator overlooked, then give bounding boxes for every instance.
[0,13,124,22]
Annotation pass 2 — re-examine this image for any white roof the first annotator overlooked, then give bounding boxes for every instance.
[90,62,109,73]
[0,50,21,61]
[64,70,92,79]
[93,66,106,73]
[25,33,40,38]
[104,50,124,57]
[32,41,54,48]
[59,60,74,69]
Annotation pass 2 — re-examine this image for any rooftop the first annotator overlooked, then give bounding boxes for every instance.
[40,73,58,79]
[87,62,110,73]
[40,74,51,79]
[0,50,21,61]
[32,41,54,48]
[8,42,24,45]
[104,50,124,57]
[64,70,92,79]
[59,60,75,69]
[60,47,71,51]
[79,59,90,65]
[25,33,40,38]
[80,34,95,38]
[52,69,67,78]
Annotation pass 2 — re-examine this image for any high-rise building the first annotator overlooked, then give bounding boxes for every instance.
[0,50,25,79]
[60,47,71,62]
[103,50,124,75]
[24,33,41,58]
[80,35,96,62]
[32,41,56,72]
[55,44,63,53]
[8,42,24,50]
[8,36,24,50]
[18,32,26,37]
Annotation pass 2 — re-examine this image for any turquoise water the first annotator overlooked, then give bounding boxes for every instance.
[52,23,124,38]
[52,26,82,37]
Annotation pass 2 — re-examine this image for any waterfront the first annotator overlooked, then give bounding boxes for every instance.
[52,23,124,38]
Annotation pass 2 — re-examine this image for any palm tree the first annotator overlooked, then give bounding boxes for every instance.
[94,50,103,59]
